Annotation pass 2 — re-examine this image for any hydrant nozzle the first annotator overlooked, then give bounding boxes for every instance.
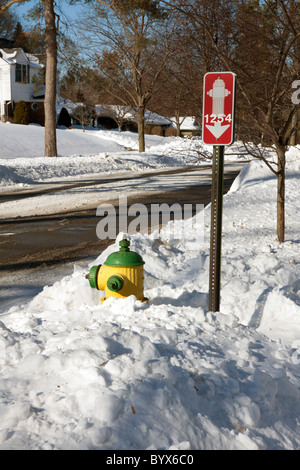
[107,275,124,292]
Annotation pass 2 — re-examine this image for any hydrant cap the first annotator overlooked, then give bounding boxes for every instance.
[107,275,124,292]
[88,265,101,289]
[104,239,145,267]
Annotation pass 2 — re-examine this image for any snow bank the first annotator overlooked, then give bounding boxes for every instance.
[0,123,125,160]
[0,143,300,449]
[0,123,248,190]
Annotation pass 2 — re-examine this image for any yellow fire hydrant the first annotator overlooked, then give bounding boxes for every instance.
[86,238,148,304]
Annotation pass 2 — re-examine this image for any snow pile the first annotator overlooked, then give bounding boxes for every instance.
[0,143,300,449]
[0,123,125,161]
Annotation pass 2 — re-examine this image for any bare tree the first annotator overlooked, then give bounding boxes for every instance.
[72,104,95,131]
[60,64,102,105]
[230,0,300,243]
[167,0,300,242]
[99,104,131,132]
[149,26,204,135]
[77,0,177,152]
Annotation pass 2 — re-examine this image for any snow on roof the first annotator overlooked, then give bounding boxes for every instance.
[144,109,171,126]
[25,53,39,64]
[170,116,201,130]
[61,101,171,125]
[0,48,43,68]
[94,104,133,119]
[57,98,80,114]
[58,100,200,130]
[0,48,18,62]
[25,53,44,69]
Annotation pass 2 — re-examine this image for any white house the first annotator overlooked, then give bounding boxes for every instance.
[0,47,44,122]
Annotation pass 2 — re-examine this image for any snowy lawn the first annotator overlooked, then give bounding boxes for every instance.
[0,122,246,219]
[0,123,300,449]
[0,122,246,187]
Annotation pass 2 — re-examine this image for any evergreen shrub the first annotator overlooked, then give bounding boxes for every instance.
[14,100,29,125]
[58,107,72,127]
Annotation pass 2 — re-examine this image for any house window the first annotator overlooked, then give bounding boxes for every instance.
[15,64,30,84]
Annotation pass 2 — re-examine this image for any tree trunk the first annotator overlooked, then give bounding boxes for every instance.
[175,111,181,137]
[44,0,57,157]
[290,110,298,145]
[137,101,145,152]
[277,148,286,242]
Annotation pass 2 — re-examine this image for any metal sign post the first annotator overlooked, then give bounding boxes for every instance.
[208,145,225,312]
[202,72,236,312]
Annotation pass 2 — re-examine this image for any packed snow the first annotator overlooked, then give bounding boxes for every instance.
[0,122,300,450]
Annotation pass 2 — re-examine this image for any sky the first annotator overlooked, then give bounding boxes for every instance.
[12,0,84,28]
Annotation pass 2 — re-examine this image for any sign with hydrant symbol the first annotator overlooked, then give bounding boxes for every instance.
[202,71,236,312]
[202,72,236,145]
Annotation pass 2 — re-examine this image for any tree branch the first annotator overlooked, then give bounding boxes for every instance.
[0,0,28,13]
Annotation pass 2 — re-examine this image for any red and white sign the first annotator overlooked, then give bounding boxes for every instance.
[202,72,236,145]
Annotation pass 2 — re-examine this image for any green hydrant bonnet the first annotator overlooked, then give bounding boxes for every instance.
[104,239,145,267]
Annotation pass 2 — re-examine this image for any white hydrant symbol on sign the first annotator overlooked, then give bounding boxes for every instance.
[206,78,231,140]
[207,78,230,116]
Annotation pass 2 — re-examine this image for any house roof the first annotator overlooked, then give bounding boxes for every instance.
[58,99,171,125]
[0,38,15,48]
[170,116,201,130]
[0,47,43,69]
[94,104,171,125]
